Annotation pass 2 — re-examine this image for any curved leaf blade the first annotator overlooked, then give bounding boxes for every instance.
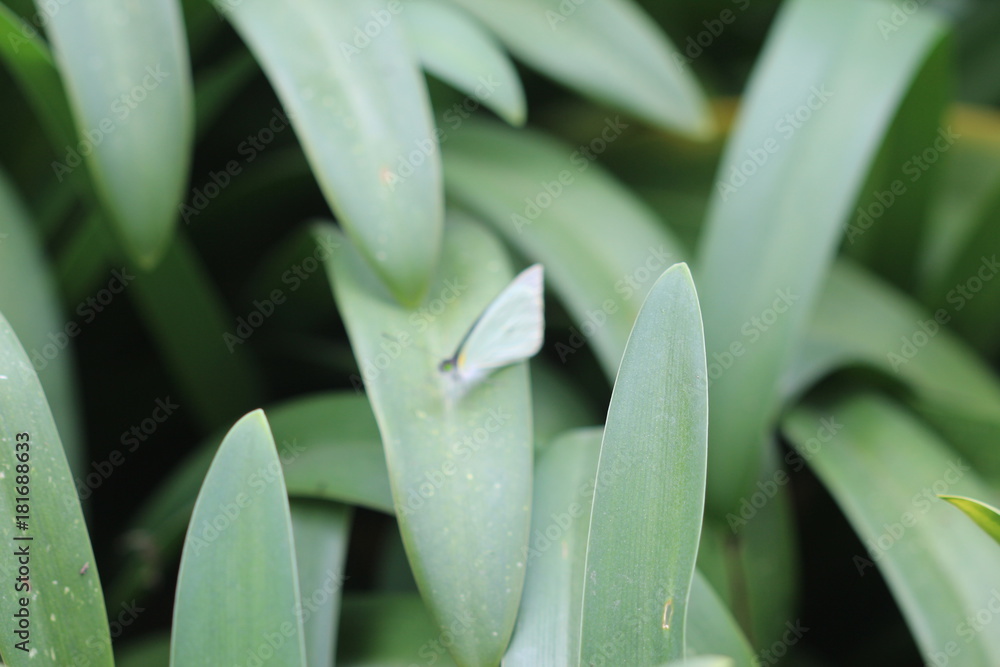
[325,216,533,666]
[580,263,708,664]
[170,410,306,666]
[447,0,712,136]
[220,0,442,305]
[0,170,82,476]
[42,0,194,266]
[783,395,1000,666]
[695,0,947,516]
[402,0,525,125]
[939,495,1000,546]
[0,311,111,667]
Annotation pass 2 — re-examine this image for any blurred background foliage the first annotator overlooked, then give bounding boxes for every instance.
[2,0,1000,664]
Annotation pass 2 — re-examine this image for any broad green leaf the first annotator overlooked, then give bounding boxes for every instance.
[444,118,686,379]
[402,0,525,126]
[580,263,707,664]
[129,233,265,429]
[220,0,442,305]
[291,500,352,667]
[337,594,458,666]
[447,0,712,136]
[325,216,532,667]
[507,429,753,667]
[695,0,947,516]
[783,394,1000,666]
[787,259,1000,480]
[0,170,82,476]
[42,0,194,266]
[940,495,1000,546]
[0,311,111,667]
[170,410,306,666]
[109,392,391,607]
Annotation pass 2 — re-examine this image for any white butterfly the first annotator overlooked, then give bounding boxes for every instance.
[439,264,545,389]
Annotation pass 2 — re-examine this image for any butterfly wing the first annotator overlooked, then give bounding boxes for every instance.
[454,264,544,382]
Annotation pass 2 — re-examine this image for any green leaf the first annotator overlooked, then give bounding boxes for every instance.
[128,232,265,429]
[42,0,194,266]
[402,0,525,126]
[444,118,686,379]
[694,0,947,516]
[290,500,352,667]
[580,263,707,664]
[337,593,458,666]
[170,410,306,666]
[0,2,77,153]
[447,0,712,136]
[325,215,532,666]
[788,259,1000,480]
[686,574,755,667]
[505,428,601,666]
[0,311,111,667]
[220,0,442,305]
[783,394,1000,666]
[508,428,750,667]
[940,495,1000,547]
[0,169,82,476]
[109,392,391,607]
